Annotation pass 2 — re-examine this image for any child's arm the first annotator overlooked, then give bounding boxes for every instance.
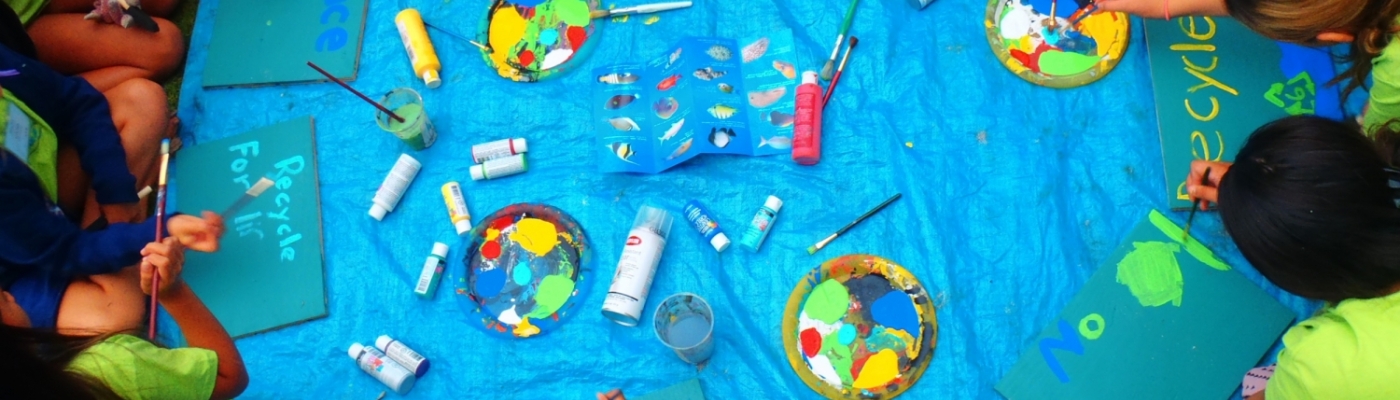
[1098,0,1229,19]
[141,239,249,399]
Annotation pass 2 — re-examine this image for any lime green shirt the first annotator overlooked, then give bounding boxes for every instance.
[1363,30,1400,136]
[66,334,219,400]
[1,0,48,25]
[1266,290,1400,399]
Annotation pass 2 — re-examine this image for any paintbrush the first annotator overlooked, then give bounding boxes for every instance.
[306,61,405,123]
[808,193,902,255]
[1064,1,1099,29]
[822,36,858,107]
[589,1,693,19]
[1050,0,1058,28]
[223,177,275,217]
[1182,167,1212,242]
[148,139,171,340]
[820,0,862,81]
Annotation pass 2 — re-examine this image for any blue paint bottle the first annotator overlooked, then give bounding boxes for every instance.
[682,201,730,252]
[738,196,783,252]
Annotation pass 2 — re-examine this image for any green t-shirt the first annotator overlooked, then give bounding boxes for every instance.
[1266,290,1400,399]
[66,334,219,400]
[1364,29,1400,136]
[1,0,48,25]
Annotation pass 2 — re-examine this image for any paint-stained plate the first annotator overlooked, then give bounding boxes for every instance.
[478,0,601,82]
[782,255,938,399]
[984,0,1130,88]
[452,204,591,338]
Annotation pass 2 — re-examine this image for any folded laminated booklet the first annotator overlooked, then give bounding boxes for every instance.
[592,30,799,173]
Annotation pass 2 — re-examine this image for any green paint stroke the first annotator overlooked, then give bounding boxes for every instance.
[803,280,851,324]
[552,0,592,27]
[1148,210,1231,271]
[527,274,575,319]
[1038,51,1101,76]
[1116,241,1185,307]
[822,330,855,385]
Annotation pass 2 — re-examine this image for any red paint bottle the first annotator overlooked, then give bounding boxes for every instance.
[792,71,823,165]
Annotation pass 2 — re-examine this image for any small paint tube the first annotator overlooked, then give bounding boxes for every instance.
[738,196,783,252]
[369,154,422,221]
[348,343,416,395]
[470,153,527,181]
[682,200,730,252]
[471,138,528,163]
[602,205,674,326]
[441,182,471,235]
[375,335,431,378]
[414,242,448,299]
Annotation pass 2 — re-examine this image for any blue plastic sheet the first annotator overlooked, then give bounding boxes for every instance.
[174,0,1333,398]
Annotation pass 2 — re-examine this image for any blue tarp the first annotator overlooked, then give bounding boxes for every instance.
[175,0,1342,398]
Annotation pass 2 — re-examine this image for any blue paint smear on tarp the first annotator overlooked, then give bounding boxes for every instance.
[171,0,1338,398]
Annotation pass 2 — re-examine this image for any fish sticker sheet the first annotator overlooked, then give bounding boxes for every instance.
[593,30,798,173]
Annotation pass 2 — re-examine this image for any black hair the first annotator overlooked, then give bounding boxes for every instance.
[1219,115,1400,302]
[0,311,120,399]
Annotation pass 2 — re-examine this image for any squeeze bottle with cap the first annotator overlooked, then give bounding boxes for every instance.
[375,335,431,377]
[471,138,528,163]
[394,9,442,88]
[414,242,448,299]
[739,196,783,251]
[348,343,416,395]
[792,71,823,165]
[601,206,674,326]
[369,154,421,221]
[470,154,527,181]
[441,182,471,235]
[682,200,730,252]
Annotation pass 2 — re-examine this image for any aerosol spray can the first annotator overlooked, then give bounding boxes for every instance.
[601,205,674,327]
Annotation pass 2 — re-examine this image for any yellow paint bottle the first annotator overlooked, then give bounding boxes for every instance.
[394,9,442,88]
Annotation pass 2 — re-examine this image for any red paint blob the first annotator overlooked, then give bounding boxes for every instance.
[567,26,587,50]
[481,241,502,259]
[800,328,822,358]
[1010,49,1031,68]
[1027,43,1052,73]
[851,354,872,381]
[492,217,515,230]
[518,49,536,66]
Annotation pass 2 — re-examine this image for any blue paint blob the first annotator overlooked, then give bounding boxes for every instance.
[539,29,560,46]
[838,324,856,345]
[513,261,533,286]
[475,267,507,298]
[871,291,920,335]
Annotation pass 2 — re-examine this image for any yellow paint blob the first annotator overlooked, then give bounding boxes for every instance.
[513,317,541,337]
[1079,13,1124,59]
[488,6,527,70]
[852,349,901,389]
[485,228,501,242]
[511,218,560,256]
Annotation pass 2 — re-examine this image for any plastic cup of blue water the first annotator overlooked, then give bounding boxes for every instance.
[652,293,715,365]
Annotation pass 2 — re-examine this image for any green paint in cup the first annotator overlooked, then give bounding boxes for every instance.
[376,88,437,150]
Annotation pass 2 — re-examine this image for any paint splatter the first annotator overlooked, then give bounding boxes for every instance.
[475,266,506,298]
[643,15,660,25]
[528,274,575,318]
[852,349,900,389]
[803,280,851,324]
[1116,241,1185,307]
[510,218,560,256]
[871,291,920,335]
[801,328,822,357]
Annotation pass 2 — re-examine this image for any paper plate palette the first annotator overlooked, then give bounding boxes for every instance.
[984,0,1130,88]
[478,0,600,82]
[782,255,938,399]
[454,203,591,338]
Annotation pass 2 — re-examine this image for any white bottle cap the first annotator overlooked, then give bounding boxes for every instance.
[764,195,784,212]
[348,343,365,359]
[469,164,486,181]
[453,220,472,235]
[431,242,449,258]
[802,71,819,85]
[710,232,731,252]
[423,70,441,89]
[375,335,394,351]
[511,138,529,154]
[369,205,388,221]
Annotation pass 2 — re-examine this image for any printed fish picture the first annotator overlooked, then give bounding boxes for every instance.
[773,60,796,79]
[667,138,694,160]
[765,110,795,127]
[660,119,685,142]
[707,45,732,61]
[608,117,641,131]
[709,127,735,148]
[760,135,793,149]
[606,94,638,110]
[742,37,770,63]
[658,74,681,91]
[609,142,639,164]
[653,98,679,119]
[748,87,787,108]
[598,72,639,84]
[708,104,737,119]
[694,67,726,81]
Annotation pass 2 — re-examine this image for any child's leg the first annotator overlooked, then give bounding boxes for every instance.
[54,78,171,226]
[44,0,183,18]
[54,264,145,334]
[25,14,183,91]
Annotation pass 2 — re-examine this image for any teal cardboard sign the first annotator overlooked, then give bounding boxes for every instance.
[173,117,327,337]
[203,0,369,87]
[995,210,1294,400]
[1146,17,1342,209]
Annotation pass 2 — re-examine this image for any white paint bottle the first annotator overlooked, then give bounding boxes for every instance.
[369,154,421,221]
[375,335,431,377]
[348,343,416,395]
[470,153,527,181]
[471,138,528,163]
[602,205,674,326]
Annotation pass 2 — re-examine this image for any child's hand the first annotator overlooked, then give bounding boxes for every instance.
[167,211,225,252]
[1187,160,1231,209]
[1097,0,1228,18]
[596,389,626,400]
[140,237,186,296]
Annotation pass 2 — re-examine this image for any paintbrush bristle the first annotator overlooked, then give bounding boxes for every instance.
[247,177,275,197]
[159,138,170,154]
[820,60,835,80]
[807,246,817,255]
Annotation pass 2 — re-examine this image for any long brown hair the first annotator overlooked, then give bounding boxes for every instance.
[1225,0,1400,104]
[0,322,122,399]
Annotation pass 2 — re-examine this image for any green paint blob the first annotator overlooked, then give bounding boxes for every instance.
[803,280,851,324]
[822,330,854,385]
[1116,241,1185,307]
[528,274,575,319]
[553,0,592,27]
[1038,51,1101,76]
[1148,210,1231,271]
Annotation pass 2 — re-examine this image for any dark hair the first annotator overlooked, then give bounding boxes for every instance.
[0,321,121,399]
[1219,116,1400,302]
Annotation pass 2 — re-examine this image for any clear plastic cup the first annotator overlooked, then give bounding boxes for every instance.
[652,292,715,365]
[375,88,437,151]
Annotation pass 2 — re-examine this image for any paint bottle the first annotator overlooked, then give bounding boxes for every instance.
[682,200,730,252]
[739,196,783,252]
[602,205,674,326]
[470,154,527,181]
[414,242,448,299]
[347,343,416,395]
[375,335,431,378]
[394,9,442,88]
[471,138,528,163]
[369,154,421,221]
[441,182,471,235]
[792,71,823,166]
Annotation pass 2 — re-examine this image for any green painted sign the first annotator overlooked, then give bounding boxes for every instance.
[204,0,369,87]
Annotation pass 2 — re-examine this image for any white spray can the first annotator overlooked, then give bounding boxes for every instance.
[369,154,421,221]
[602,205,674,326]
[375,335,430,377]
[348,343,416,395]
